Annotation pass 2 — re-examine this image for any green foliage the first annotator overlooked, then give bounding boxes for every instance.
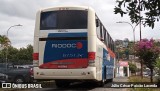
[155,58,160,81]
[0,45,33,64]
[114,0,160,28]
[135,39,160,82]
[0,35,10,47]
[7,46,19,62]
[129,76,150,82]
[129,62,137,73]
[129,76,159,91]
[135,39,160,69]
[0,35,33,64]
[156,58,160,70]
[127,42,134,55]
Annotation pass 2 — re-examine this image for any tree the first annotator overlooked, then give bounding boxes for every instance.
[129,62,137,73]
[135,39,160,82]
[16,44,33,64]
[114,0,160,28]
[0,45,33,64]
[7,46,19,63]
[155,58,160,84]
[0,35,10,47]
[156,58,160,73]
[0,35,10,63]
[26,44,33,61]
[128,41,134,55]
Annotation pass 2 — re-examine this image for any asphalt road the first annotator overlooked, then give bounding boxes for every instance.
[21,77,128,91]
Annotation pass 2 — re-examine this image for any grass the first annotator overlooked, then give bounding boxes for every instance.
[128,76,160,91]
[129,76,151,82]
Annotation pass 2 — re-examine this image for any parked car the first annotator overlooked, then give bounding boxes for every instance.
[0,63,34,83]
[14,65,33,69]
[0,73,8,83]
[143,72,149,77]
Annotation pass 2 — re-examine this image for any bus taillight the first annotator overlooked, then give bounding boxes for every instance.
[33,53,39,66]
[33,53,39,60]
[88,52,95,66]
[88,52,95,60]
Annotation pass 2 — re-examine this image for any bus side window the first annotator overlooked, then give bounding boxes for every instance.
[109,36,112,49]
[103,28,106,44]
[96,19,99,27]
[107,33,110,48]
[111,38,113,51]
[111,39,113,51]
[112,40,114,51]
[113,41,115,52]
[100,23,104,41]
[96,19,101,39]
[105,31,108,46]
[110,37,112,50]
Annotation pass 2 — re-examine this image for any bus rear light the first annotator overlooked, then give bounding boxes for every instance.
[33,53,39,66]
[88,52,95,60]
[88,60,95,66]
[33,61,39,66]
[88,52,95,66]
[33,53,39,60]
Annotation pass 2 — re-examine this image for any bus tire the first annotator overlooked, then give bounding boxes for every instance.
[98,79,105,87]
[109,79,113,82]
[55,80,70,88]
[14,76,25,83]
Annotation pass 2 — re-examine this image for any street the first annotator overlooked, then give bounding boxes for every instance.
[25,77,128,91]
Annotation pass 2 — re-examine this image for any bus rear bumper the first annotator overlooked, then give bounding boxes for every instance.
[33,67,96,80]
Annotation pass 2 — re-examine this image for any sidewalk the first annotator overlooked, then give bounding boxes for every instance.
[113,77,128,82]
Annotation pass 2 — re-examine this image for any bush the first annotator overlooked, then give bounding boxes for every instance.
[129,62,137,73]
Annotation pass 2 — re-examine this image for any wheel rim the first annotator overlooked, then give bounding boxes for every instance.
[101,79,105,86]
[102,79,105,83]
[16,78,23,83]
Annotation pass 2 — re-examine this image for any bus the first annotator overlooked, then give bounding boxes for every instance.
[33,6,115,87]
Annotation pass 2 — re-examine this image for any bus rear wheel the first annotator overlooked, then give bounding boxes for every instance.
[55,80,70,88]
[109,78,113,82]
[98,79,105,87]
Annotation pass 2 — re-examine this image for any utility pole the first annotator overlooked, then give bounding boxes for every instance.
[5,24,22,69]
[138,0,143,79]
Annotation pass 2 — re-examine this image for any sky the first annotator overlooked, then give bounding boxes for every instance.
[0,0,159,48]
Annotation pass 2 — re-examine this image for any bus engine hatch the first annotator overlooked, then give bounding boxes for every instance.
[39,33,88,69]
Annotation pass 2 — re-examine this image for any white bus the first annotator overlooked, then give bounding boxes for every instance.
[33,6,115,87]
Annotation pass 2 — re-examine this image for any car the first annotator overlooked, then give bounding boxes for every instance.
[0,73,8,83]
[14,65,33,69]
[143,72,149,77]
[0,63,34,83]
[155,73,159,76]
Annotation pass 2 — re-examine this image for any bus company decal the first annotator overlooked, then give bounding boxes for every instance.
[107,47,115,58]
[76,42,83,49]
[102,49,115,79]
[51,42,83,49]
[39,58,88,69]
[43,33,88,65]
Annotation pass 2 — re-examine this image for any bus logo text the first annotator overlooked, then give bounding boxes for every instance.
[52,42,83,49]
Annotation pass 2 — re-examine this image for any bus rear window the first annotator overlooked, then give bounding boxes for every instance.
[40,10,87,30]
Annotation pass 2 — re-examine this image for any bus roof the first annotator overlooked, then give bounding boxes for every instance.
[40,6,94,12]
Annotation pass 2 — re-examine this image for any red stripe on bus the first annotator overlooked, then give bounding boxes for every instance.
[39,58,88,69]
[107,48,115,58]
